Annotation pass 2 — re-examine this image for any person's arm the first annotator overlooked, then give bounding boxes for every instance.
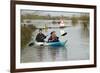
[48,37,53,42]
[56,37,59,42]
[35,34,39,42]
[56,37,59,40]
[53,37,59,42]
[43,34,46,39]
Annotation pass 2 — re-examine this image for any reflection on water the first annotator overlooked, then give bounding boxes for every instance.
[21,20,89,63]
[21,45,67,63]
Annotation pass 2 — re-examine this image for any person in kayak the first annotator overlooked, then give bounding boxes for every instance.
[48,31,59,42]
[35,29,46,42]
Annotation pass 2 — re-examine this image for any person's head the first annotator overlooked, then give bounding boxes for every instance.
[50,31,56,37]
[39,29,42,33]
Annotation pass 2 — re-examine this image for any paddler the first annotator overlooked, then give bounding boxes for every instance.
[48,31,59,42]
[35,29,46,42]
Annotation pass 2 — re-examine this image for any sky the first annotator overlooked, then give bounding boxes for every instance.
[21,10,89,17]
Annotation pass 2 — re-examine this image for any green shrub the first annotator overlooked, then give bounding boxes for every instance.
[71,15,78,26]
[80,15,89,30]
[21,25,36,49]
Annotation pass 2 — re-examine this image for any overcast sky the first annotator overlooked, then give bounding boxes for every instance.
[21,10,89,17]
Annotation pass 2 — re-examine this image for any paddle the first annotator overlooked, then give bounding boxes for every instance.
[28,42,34,46]
[61,32,67,36]
[28,32,67,47]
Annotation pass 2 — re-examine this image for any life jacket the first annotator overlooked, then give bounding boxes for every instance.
[48,36,59,42]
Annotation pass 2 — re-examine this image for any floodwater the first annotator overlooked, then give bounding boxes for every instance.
[21,20,89,63]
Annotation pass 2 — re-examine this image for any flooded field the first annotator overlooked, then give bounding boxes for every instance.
[21,20,89,63]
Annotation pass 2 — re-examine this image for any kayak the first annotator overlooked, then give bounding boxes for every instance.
[35,40,67,47]
[28,32,68,47]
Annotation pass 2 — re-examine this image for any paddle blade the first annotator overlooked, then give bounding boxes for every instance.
[61,32,67,36]
[28,42,34,46]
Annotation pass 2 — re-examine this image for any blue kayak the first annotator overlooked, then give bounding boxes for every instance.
[48,42,66,47]
[35,40,67,47]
